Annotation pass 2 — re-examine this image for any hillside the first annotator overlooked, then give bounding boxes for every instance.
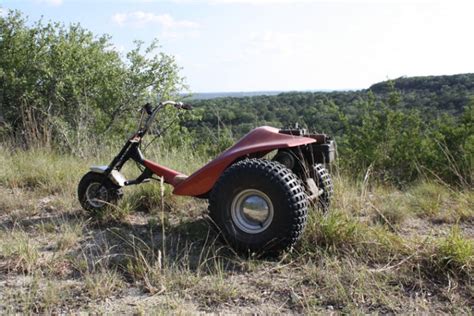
[370,74,474,114]
[181,74,473,186]
[187,73,474,138]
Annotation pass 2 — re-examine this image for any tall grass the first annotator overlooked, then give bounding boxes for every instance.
[0,144,473,313]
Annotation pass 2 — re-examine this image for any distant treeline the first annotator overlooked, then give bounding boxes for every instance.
[184,74,473,186]
[188,91,284,100]
[187,73,474,138]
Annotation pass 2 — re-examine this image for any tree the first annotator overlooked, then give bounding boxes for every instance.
[0,10,185,153]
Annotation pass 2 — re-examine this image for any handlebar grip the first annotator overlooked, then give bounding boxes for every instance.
[144,103,153,115]
[181,103,193,110]
[173,102,192,110]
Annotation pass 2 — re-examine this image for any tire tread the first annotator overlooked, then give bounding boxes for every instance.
[209,159,308,254]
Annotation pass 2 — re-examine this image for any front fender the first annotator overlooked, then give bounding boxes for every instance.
[90,166,127,187]
[173,126,315,197]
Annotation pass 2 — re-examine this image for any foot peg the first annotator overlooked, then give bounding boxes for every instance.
[125,178,151,186]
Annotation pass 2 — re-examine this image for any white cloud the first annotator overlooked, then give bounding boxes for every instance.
[112,11,199,29]
[112,11,200,39]
[35,0,64,6]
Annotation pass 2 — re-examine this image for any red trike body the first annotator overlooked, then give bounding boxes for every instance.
[142,126,316,197]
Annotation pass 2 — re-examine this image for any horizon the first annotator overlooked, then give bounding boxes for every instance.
[1,1,473,92]
[189,72,472,94]
[189,88,339,94]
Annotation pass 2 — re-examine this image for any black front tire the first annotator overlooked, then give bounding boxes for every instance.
[208,159,308,255]
[78,172,122,217]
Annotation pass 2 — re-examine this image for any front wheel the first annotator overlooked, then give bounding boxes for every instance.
[78,172,122,216]
[208,159,308,255]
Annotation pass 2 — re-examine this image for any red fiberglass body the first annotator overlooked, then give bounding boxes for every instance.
[144,126,316,197]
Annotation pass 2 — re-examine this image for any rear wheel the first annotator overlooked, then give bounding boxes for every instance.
[78,172,122,216]
[313,164,333,212]
[209,159,308,255]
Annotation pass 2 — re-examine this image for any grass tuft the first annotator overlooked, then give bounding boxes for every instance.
[302,210,363,253]
[56,219,85,252]
[84,270,124,300]
[407,181,449,218]
[120,183,169,214]
[0,229,40,273]
[434,226,473,274]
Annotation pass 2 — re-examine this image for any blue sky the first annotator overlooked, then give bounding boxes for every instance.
[1,0,473,92]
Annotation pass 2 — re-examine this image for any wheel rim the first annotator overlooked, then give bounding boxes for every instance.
[85,182,109,208]
[231,189,274,234]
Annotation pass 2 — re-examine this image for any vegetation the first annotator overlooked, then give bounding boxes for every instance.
[186,78,473,187]
[0,10,185,153]
[0,9,473,314]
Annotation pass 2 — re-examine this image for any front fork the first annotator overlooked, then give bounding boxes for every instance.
[90,138,153,188]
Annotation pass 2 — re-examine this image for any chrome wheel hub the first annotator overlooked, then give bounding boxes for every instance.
[231,189,274,234]
[85,182,108,208]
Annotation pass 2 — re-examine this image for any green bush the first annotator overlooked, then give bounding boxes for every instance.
[0,10,184,152]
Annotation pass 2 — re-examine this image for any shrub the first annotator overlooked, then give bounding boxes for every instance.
[0,10,184,152]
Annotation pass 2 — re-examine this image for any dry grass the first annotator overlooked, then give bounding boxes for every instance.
[0,148,473,313]
[434,226,474,274]
[83,269,124,299]
[0,229,40,273]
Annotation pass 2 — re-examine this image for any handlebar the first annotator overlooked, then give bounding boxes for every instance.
[158,100,191,110]
[140,100,192,118]
[180,103,193,110]
[138,100,192,137]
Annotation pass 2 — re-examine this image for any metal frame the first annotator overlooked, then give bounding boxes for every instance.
[89,101,186,188]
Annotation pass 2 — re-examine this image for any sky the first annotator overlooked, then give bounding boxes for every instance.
[1,0,473,92]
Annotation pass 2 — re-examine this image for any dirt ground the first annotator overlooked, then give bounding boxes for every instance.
[0,183,473,314]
